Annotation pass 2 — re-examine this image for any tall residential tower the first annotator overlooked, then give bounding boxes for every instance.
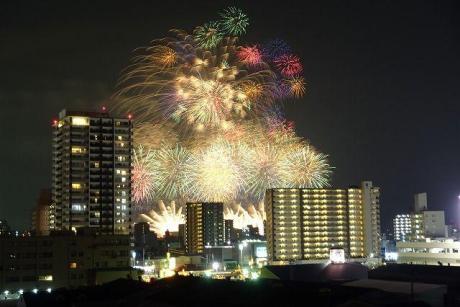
[51,110,133,235]
[185,202,224,254]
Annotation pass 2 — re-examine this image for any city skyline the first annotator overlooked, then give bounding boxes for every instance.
[2,0,460,230]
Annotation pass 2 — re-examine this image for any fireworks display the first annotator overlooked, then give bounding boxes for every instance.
[140,201,184,237]
[224,203,266,235]
[114,7,332,226]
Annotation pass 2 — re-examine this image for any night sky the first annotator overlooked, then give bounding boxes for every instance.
[1,0,459,231]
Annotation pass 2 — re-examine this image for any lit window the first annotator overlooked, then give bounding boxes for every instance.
[69,262,77,269]
[121,177,126,182]
[118,136,123,140]
[72,183,81,190]
[71,146,85,154]
[121,170,127,175]
[121,199,126,204]
[38,275,53,281]
[94,162,100,168]
[71,117,89,126]
[72,204,83,211]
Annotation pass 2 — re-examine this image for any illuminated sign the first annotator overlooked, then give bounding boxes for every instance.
[329,248,345,264]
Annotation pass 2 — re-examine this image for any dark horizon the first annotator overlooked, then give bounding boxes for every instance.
[1,0,460,230]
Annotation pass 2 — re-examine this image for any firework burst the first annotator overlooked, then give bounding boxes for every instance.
[224,202,265,235]
[140,201,185,237]
[132,146,155,204]
[152,145,192,200]
[194,21,224,49]
[274,54,303,77]
[287,77,306,98]
[237,45,262,66]
[219,7,249,36]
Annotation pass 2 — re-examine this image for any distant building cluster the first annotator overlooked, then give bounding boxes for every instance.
[387,192,460,266]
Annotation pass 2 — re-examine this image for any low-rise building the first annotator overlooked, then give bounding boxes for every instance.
[397,238,460,266]
[0,232,135,292]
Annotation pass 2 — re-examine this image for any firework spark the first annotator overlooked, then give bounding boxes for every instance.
[263,38,292,60]
[132,146,155,204]
[237,45,262,66]
[287,77,306,98]
[140,201,185,237]
[152,145,192,201]
[224,203,265,235]
[219,7,249,36]
[194,21,224,49]
[191,141,243,202]
[274,54,303,77]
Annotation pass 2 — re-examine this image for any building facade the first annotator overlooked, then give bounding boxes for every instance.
[393,214,412,241]
[265,181,381,264]
[0,220,10,236]
[51,110,133,235]
[422,211,446,238]
[0,233,133,292]
[31,189,51,236]
[185,202,224,254]
[397,238,460,266]
[393,211,445,242]
[413,192,428,213]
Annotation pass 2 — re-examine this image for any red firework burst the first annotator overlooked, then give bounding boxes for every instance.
[237,45,262,66]
[274,54,303,77]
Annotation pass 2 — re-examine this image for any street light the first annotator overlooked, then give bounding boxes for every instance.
[131,251,136,267]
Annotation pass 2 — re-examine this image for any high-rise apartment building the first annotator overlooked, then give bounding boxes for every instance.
[51,110,133,235]
[265,181,381,264]
[185,202,224,254]
[393,214,413,241]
